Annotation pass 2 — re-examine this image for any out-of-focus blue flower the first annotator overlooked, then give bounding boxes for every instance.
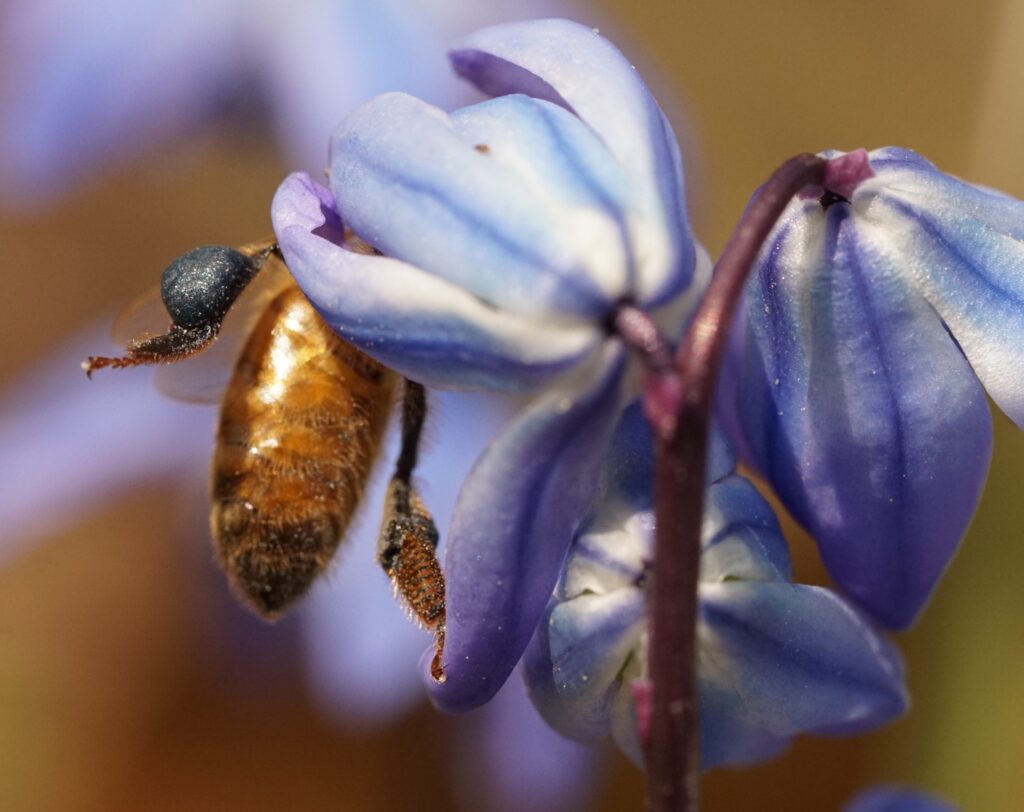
[0,327,213,560]
[723,146,1024,629]
[0,0,583,208]
[844,786,959,812]
[271,18,708,712]
[524,405,908,770]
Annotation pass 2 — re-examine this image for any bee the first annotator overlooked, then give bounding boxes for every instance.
[84,237,447,680]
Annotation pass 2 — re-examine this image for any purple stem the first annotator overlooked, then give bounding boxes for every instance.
[640,153,827,812]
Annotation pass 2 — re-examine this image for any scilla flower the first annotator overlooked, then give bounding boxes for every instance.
[524,405,907,769]
[271,18,708,711]
[724,147,1024,628]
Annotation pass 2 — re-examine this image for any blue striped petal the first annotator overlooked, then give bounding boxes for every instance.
[700,475,791,584]
[449,18,696,308]
[736,202,992,628]
[699,583,907,755]
[525,589,645,742]
[272,171,602,391]
[856,148,1024,428]
[427,343,628,711]
[329,91,631,319]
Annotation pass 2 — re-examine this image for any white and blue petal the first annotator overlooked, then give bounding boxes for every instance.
[329,92,631,319]
[272,172,602,392]
[525,588,646,741]
[700,475,791,584]
[856,148,1024,428]
[698,582,907,766]
[449,18,696,307]
[428,343,629,712]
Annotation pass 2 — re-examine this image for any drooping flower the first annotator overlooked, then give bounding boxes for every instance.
[271,18,708,711]
[524,404,908,769]
[722,146,1024,629]
[0,0,585,208]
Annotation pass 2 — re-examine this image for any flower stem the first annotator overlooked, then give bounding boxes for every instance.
[643,153,827,812]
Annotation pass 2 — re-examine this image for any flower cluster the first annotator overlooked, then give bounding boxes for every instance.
[267,17,1024,785]
[7,9,1015,806]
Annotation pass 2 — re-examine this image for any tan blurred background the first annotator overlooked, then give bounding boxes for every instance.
[2,0,1023,810]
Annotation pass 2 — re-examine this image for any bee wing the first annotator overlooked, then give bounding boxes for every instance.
[153,257,294,404]
[110,285,169,346]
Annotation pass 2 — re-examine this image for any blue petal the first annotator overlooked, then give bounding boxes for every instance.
[698,582,907,768]
[856,148,1024,428]
[525,590,645,741]
[451,94,633,222]
[427,343,628,711]
[329,92,630,319]
[696,681,790,770]
[737,204,992,628]
[272,172,602,392]
[594,402,736,518]
[700,475,791,584]
[844,786,959,812]
[449,18,696,308]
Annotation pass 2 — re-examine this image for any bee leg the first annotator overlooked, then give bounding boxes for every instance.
[377,380,447,682]
[82,323,218,376]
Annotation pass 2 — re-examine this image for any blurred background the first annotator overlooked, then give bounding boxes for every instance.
[2,0,1023,810]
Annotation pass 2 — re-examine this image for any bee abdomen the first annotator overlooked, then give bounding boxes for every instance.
[213,499,340,617]
[211,285,394,619]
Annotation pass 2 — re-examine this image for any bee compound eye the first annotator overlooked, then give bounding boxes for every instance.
[160,246,257,329]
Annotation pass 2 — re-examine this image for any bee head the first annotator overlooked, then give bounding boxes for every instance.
[160,246,258,330]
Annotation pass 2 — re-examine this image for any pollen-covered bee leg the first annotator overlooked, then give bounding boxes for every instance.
[377,380,447,683]
[83,240,281,377]
[82,323,219,376]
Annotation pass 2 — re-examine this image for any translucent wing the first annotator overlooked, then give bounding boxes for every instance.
[111,285,168,346]
[99,238,294,404]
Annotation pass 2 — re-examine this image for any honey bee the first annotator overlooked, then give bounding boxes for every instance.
[84,237,447,680]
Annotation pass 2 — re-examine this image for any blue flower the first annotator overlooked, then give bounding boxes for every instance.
[524,405,908,770]
[271,18,707,712]
[722,147,1024,629]
[844,786,958,812]
[0,0,583,207]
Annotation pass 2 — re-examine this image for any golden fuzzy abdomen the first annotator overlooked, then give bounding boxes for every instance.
[211,285,395,617]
